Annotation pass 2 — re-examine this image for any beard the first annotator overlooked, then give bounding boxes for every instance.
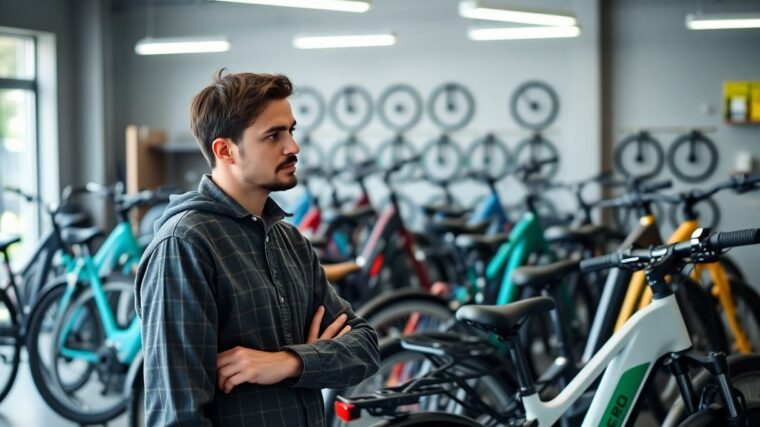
[262,176,298,192]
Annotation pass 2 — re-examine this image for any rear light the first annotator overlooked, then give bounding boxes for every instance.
[334,401,361,421]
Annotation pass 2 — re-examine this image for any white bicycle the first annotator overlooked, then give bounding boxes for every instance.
[335,227,760,426]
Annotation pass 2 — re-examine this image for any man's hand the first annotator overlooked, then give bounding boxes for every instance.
[216,348,301,393]
[307,305,351,344]
[216,306,351,393]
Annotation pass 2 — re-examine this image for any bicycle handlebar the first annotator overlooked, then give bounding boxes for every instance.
[579,227,760,273]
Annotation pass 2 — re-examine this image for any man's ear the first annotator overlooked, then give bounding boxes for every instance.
[211,138,236,166]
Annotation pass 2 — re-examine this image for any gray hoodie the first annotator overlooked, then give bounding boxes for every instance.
[135,175,379,427]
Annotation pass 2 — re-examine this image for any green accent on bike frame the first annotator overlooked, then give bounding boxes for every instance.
[599,362,649,427]
[93,222,142,277]
[485,212,553,306]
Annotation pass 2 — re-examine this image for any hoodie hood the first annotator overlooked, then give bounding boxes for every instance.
[153,175,288,233]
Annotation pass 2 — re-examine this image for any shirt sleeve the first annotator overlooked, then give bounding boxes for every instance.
[282,243,380,389]
[136,236,218,426]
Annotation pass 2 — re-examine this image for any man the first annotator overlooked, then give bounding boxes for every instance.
[135,70,379,426]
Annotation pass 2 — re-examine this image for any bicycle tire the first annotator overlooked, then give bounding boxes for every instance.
[0,291,21,406]
[614,132,665,180]
[364,296,457,341]
[377,84,424,132]
[465,133,512,180]
[509,80,559,131]
[27,277,134,424]
[666,131,719,184]
[668,198,721,231]
[427,82,475,132]
[375,135,419,182]
[420,135,464,182]
[664,354,760,426]
[329,135,373,172]
[513,134,560,181]
[328,333,516,427]
[329,85,373,132]
[291,86,326,133]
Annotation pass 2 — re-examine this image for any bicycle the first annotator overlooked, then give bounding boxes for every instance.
[336,227,760,426]
[24,184,171,424]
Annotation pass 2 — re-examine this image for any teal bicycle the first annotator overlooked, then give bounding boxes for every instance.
[25,184,170,424]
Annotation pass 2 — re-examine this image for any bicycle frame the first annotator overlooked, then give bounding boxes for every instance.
[469,191,510,234]
[522,293,691,426]
[485,212,551,306]
[57,252,141,365]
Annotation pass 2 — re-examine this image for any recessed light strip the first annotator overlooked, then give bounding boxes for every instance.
[459,0,576,26]
[293,33,396,49]
[686,13,760,30]
[468,26,581,41]
[135,37,231,55]
[213,0,370,13]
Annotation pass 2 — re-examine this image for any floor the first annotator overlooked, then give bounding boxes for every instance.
[0,353,127,427]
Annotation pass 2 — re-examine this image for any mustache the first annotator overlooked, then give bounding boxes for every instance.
[276,155,298,170]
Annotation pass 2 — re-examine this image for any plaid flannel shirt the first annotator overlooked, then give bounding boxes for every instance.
[135,175,379,426]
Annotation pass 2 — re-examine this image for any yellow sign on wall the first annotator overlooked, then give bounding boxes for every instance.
[724,81,760,123]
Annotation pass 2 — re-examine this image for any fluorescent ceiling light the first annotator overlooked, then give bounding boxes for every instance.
[469,25,581,41]
[135,37,231,55]
[293,33,396,49]
[213,0,370,13]
[459,0,576,26]
[686,13,760,30]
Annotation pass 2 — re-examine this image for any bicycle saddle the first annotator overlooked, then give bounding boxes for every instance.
[61,227,103,247]
[511,258,579,290]
[455,233,510,253]
[0,234,21,252]
[456,296,556,337]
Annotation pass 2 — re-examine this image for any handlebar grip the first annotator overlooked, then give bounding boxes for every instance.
[709,229,760,251]
[579,253,620,273]
[641,179,672,193]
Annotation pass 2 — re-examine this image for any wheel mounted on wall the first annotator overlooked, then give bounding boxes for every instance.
[666,130,719,184]
[509,80,559,131]
[614,131,666,180]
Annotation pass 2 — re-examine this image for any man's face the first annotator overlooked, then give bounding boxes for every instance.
[233,98,300,192]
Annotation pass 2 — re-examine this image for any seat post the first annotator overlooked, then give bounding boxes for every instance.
[505,333,536,395]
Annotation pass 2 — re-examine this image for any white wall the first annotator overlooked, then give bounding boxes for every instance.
[608,0,760,284]
[110,0,602,210]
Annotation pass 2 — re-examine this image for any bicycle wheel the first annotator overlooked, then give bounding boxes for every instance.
[513,134,560,181]
[363,296,457,341]
[377,84,423,133]
[614,131,665,179]
[27,276,136,424]
[420,135,464,182]
[330,135,373,172]
[375,135,419,182]
[427,82,475,132]
[666,131,719,184]
[665,354,760,426]
[466,133,512,180]
[291,86,326,133]
[329,85,373,132]
[327,334,516,427]
[297,134,326,171]
[509,80,559,131]
[0,291,21,406]
[668,198,721,231]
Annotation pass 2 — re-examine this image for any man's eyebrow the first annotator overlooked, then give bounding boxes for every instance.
[263,120,297,134]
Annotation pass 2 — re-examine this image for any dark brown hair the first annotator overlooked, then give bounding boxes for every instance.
[190,69,293,168]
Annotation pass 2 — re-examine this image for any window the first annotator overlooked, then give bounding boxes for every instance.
[0,33,38,267]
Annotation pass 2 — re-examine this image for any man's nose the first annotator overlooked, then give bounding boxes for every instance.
[285,135,300,155]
